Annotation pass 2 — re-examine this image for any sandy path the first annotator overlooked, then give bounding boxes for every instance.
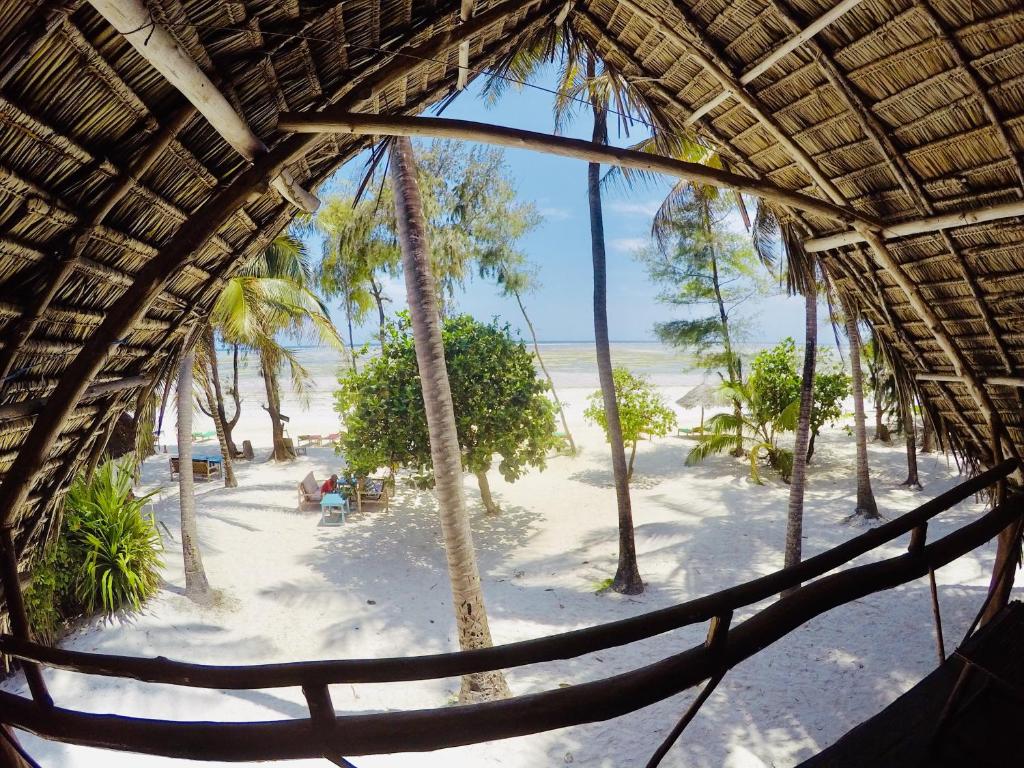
[6,387,1012,767]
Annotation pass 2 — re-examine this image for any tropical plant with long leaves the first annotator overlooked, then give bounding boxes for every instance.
[686,379,799,484]
[64,459,163,614]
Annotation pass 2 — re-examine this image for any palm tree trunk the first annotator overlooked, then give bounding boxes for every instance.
[198,364,237,488]
[176,350,212,603]
[512,289,575,455]
[627,439,638,483]
[261,357,293,461]
[345,292,358,372]
[587,64,643,596]
[205,326,239,458]
[901,394,922,489]
[474,469,500,516]
[390,135,510,702]
[710,241,743,457]
[370,275,387,349]
[921,406,935,453]
[845,309,879,519]
[784,288,817,589]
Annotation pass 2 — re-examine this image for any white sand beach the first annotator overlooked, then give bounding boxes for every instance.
[6,362,1011,768]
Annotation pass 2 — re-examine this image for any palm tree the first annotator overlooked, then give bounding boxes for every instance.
[315,196,397,368]
[785,282,816,584]
[843,302,880,519]
[176,348,212,603]
[390,136,510,702]
[686,379,799,484]
[484,29,646,594]
[900,390,922,489]
[583,53,643,594]
[196,331,242,458]
[195,325,237,488]
[212,234,343,461]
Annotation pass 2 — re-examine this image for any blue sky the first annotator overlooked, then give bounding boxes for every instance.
[314,66,829,344]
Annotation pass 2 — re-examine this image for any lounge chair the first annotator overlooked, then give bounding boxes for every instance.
[283,437,305,456]
[298,472,321,509]
[169,456,221,481]
[353,475,390,514]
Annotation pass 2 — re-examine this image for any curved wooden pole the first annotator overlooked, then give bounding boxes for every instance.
[0,459,1014,689]
[1,493,1021,760]
[276,111,875,227]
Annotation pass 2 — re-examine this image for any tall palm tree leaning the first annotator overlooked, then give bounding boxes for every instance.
[484,30,643,593]
[783,241,818,587]
[842,299,879,519]
[390,136,510,702]
[585,54,643,594]
[176,347,213,603]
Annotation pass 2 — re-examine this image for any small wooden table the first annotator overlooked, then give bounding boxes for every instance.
[319,492,348,526]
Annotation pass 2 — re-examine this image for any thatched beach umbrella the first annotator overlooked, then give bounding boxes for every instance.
[676,382,732,432]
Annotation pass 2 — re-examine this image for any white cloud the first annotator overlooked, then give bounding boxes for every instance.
[609,199,661,217]
[609,236,648,254]
[539,206,571,221]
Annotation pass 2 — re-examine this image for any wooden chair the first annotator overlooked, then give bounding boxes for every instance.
[169,457,180,478]
[284,437,305,456]
[297,472,321,509]
[353,476,390,514]
[192,459,214,480]
[242,440,254,461]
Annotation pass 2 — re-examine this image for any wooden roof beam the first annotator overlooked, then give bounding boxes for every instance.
[0,375,149,424]
[457,1,475,90]
[741,0,864,84]
[278,111,872,226]
[919,373,1024,388]
[86,0,320,213]
[805,199,1024,251]
[616,0,846,205]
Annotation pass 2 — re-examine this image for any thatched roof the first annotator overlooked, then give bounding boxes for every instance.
[0,0,1021,610]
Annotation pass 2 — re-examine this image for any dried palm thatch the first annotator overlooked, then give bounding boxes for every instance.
[0,0,1021,699]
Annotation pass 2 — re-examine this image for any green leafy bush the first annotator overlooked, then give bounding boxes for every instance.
[584,368,677,482]
[66,460,163,614]
[23,537,78,645]
[25,459,163,641]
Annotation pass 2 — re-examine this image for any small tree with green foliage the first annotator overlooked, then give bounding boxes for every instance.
[335,314,557,514]
[808,354,852,463]
[584,368,677,482]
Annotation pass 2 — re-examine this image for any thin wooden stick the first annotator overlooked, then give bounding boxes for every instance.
[644,671,726,768]
[928,568,946,663]
[1,463,1014,689]
[276,112,874,227]
[804,200,1024,251]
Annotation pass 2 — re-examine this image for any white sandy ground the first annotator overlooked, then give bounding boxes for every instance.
[5,385,1019,767]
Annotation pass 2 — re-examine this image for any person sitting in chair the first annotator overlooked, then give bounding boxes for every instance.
[320,474,339,495]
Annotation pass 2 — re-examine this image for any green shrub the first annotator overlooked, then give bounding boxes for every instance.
[26,459,163,641]
[24,537,78,645]
[65,459,163,614]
